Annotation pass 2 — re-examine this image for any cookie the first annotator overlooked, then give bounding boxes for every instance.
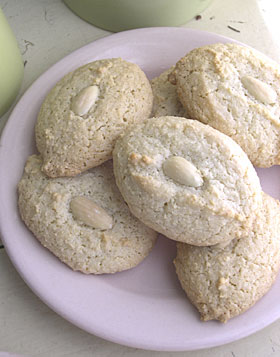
[113,116,262,246]
[18,155,157,274]
[151,67,187,117]
[174,193,280,322]
[170,43,280,167]
[35,58,153,178]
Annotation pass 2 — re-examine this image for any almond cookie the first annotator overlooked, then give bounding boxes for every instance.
[151,67,187,117]
[170,43,280,167]
[18,155,157,274]
[174,193,280,322]
[35,58,153,178]
[113,116,262,246]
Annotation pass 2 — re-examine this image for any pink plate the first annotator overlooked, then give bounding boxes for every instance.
[0,27,280,351]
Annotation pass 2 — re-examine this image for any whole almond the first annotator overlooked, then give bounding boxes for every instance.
[241,75,277,104]
[71,85,99,116]
[70,196,113,229]
[163,156,203,187]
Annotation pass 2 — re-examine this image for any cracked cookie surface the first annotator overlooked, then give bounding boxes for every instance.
[151,67,187,117]
[18,155,157,274]
[170,43,280,167]
[35,58,153,177]
[174,193,280,322]
[113,116,262,246]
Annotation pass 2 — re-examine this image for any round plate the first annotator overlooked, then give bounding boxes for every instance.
[1,27,280,351]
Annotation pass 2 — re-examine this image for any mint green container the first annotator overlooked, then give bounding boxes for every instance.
[0,8,23,117]
[64,0,213,32]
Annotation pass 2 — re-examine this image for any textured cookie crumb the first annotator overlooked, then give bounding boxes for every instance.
[174,193,280,322]
[113,116,262,246]
[171,43,280,167]
[18,155,157,274]
[151,67,188,118]
[35,58,153,178]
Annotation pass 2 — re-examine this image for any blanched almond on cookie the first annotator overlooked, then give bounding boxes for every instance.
[71,85,99,116]
[70,196,113,229]
[163,156,203,187]
[241,76,277,104]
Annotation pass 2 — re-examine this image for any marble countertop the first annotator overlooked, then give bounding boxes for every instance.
[1,0,280,356]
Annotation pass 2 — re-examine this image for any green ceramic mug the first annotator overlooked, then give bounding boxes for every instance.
[0,8,24,117]
[64,0,213,32]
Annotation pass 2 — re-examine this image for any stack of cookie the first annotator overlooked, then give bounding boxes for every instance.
[18,58,158,274]
[113,116,280,323]
[18,43,280,323]
[148,43,280,322]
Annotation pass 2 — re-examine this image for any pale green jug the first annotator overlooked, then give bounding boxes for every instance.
[0,8,24,117]
[64,0,213,32]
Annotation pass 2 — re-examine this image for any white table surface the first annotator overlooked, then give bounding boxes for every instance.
[1,0,280,356]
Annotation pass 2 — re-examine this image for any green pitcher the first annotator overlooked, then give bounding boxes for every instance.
[64,0,213,32]
[0,8,24,117]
